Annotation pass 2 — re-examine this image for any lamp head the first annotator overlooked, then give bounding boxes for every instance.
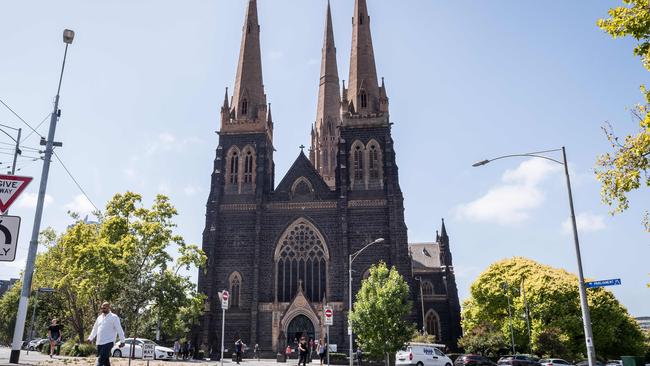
[63,29,75,44]
[472,159,489,167]
[374,238,385,244]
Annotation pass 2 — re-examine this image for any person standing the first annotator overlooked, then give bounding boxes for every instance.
[47,318,61,358]
[298,337,308,366]
[285,344,292,360]
[87,302,125,366]
[235,338,243,364]
[356,348,363,366]
[318,341,327,366]
[173,339,181,360]
[254,343,260,361]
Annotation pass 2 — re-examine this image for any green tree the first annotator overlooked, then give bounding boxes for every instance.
[462,257,645,360]
[457,323,507,356]
[0,281,21,345]
[597,0,650,232]
[349,262,415,365]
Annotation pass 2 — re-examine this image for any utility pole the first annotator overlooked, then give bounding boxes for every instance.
[11,128,21,175]
[9,29,74,364]
[521,279,532,353]
[503,281,516,355]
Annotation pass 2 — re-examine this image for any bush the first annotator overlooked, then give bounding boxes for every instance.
[328,353,348,361]
[60,340,96,357]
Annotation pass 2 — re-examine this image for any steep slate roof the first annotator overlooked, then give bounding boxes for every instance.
[409,243,441,271]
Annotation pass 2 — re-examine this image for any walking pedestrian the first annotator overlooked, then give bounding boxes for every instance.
[298,336,308,366]
[87,302,125,366]
[318,340,327,366]
[47,318,61,358]
[285,344,292,360]
[235,337,244,364]
[356,348,363,366]
[254,343,260,361]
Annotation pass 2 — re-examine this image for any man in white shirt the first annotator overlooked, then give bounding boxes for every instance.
[87,302,125,366]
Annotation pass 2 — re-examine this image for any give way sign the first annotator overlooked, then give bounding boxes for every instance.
[0,175,33,213]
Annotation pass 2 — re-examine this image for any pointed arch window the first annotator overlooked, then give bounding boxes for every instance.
[421,281,434,296]
[241,99,248,115]
[229,272,242,308]
[243,148,254,184]
[226,147,240,192]
[353,143,364,182]
[425,310,441,340]
[275,219,329,303]
[360,91,368,109]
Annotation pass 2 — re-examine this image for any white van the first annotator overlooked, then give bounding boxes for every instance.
[396,343,452,366]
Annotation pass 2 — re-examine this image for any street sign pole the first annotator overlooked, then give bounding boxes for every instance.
[221,307,225,366]
[327,324,330,366]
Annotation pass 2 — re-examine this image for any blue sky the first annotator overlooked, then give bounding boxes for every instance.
[0,1,648,317]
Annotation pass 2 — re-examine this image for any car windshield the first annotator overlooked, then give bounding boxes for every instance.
[400,346,411,352]
[142,340,157,345]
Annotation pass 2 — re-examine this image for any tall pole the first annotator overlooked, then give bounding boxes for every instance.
[415,277,425,333]
[221,308,225,366]
[26,289,38,355]
[521,279,531,353]
[563,147,596,366]
[9,30,73,364]
[504,281,515,354]
[11,128,21,175]
[348,254,353,366]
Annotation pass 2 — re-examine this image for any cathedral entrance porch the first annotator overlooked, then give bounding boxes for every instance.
[286,314,315,347]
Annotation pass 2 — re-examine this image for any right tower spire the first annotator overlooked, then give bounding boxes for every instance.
[344,0,388,118]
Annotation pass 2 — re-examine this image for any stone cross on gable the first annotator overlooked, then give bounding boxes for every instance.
[299,144,305,152]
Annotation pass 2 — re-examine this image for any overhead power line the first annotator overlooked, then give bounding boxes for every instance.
[0,98,44,138]
[53,151,100,213]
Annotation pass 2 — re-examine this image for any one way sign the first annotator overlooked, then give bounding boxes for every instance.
[0,216,21,262]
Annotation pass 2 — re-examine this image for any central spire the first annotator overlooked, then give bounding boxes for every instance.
[222,0,270,135]
[311,0,341,187]
[343,0,388,120]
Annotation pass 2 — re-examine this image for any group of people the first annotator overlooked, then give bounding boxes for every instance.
[173,338,194,360]
[284,337,331,366]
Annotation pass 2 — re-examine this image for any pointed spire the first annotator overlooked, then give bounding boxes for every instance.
[231,0,266,122]
[441,218,448,240]
[311,0,341,187]
[347,0,381,115]
[267,103,273,123]
[222,87,229,109]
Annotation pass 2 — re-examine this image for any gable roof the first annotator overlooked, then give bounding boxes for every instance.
[409,242,441,271]
[275,151,331,195]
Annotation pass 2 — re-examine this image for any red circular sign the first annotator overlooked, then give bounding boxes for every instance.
[222,291,229,301]
[325,309,333,318]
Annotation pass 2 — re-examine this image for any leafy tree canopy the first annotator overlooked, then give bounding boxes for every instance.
[462,257,644,360]
[349,262,415,362]
[597,0,650,232]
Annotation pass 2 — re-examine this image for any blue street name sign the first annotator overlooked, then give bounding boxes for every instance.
[585,278,621,288]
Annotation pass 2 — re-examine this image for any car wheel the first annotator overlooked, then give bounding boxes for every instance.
[29,346,34,351]
[417,362,424,366]
[447,363,452,366]
[113,350,122,358]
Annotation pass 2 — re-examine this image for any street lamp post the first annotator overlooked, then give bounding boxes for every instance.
[414,277,426,333]
[10,29,74,364]
[349,238,385,366]
[473,147,596,366]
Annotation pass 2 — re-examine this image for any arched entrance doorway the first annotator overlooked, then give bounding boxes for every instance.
[286,315,315,346]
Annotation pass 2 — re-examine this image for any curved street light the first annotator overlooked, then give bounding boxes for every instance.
[473,146,596,366]
[349,237,385,366]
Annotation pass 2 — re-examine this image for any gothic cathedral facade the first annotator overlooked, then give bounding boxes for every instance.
[197,0,462,357]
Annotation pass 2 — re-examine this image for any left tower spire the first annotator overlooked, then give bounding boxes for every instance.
[221,0,271,137]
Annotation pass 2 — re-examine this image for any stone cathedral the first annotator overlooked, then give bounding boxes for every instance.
[197,0,462,358]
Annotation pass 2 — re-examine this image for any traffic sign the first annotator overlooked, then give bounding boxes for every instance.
[324,307,333,326]
[0,215,21,262]
[221,290,229,310]
[585,278,621,288]
[0,175,32,213]
[142,343,155,360]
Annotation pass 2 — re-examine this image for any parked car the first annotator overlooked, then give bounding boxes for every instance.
[111,338,175,360]
[606,361,622,366]
[396,343,452,366]
[539,359,574,366]
[27,338,48,351]
[497,355,540,366]
[455,354,497,366]
[576,360,604,366]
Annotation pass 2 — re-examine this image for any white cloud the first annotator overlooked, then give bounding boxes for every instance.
[16,192,54,209]
[562,212,606,234]
[63,195,96,215]
[145,132,202,156]
[456,159,561,225]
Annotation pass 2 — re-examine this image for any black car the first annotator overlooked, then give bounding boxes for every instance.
[498,355,540,366]
[455,354,497,366]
